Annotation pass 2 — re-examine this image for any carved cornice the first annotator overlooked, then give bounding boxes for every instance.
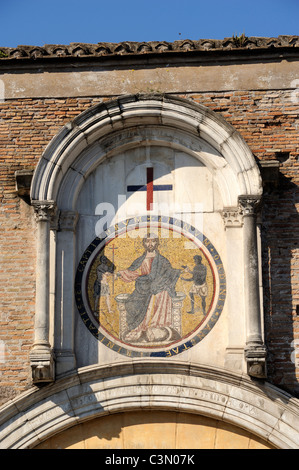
[1,35,299,62]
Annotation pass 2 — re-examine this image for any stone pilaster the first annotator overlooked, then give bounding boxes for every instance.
[54,210,78,376]
[222,207,245,372]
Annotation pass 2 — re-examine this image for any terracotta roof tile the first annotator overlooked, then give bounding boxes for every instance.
[0,36,298,61]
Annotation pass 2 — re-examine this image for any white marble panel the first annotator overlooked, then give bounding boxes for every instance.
[174,152,214,213]
[73,145,230,369]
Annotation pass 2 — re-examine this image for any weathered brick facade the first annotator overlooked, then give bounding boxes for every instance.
[0,37,298,448]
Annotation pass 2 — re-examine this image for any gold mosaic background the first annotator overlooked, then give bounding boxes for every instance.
[87,227,215,341]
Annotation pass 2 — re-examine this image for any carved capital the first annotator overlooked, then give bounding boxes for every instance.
[238,195,261,217]
[59,210,79,232]
[32,200,56,222]
[222,207,243,228]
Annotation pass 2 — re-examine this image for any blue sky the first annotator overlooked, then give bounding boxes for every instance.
[0,0,298,47]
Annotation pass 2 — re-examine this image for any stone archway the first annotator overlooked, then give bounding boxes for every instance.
[31,94,262,206]
[28,94,265,382]
[0,362,298,449]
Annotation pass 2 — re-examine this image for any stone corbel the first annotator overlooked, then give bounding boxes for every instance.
[30,200,56,383]
[260,160,280,189]
[244,344,267,379]
[239,195,267,379]
[15,169,34,202]
[29,349,55,384]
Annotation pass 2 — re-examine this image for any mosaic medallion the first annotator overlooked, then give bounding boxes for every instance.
[75,215,226,357]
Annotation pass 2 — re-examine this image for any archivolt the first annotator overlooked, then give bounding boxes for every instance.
[30,94,262,209]
[0,361,298,449]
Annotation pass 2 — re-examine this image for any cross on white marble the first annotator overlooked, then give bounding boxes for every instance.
[127,167,173,211]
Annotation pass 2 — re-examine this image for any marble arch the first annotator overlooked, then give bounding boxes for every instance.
[31,94,262,207]
[1,362,299,449]
[28,94,266,383]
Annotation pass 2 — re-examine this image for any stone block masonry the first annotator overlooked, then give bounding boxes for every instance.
[0,90,298,403]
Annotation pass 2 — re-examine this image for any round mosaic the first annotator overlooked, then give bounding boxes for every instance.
[75,215,226,357]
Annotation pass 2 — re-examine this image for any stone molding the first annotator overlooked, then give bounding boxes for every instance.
[0,362,299,449]
[30,95,262,210]
[1,36,299,62]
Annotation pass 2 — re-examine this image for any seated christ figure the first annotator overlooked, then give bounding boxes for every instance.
[115,233,182,343]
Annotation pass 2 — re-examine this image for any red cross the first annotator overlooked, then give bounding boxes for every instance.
[127,167,173,211]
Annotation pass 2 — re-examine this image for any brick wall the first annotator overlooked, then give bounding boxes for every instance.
[189,90,299,396]
[0,91,298,404]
